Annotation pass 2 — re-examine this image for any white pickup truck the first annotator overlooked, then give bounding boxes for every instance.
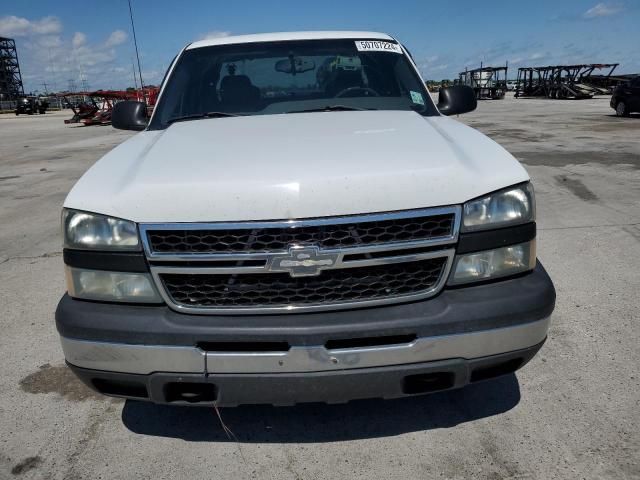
[56,31,555,406]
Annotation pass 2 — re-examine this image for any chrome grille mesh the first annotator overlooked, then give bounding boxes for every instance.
[160,258,447,308]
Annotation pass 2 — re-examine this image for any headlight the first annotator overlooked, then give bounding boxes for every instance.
[65,267,162,303]
[448,240,536,285]
[63,209,139,250]
[462,183,535,232]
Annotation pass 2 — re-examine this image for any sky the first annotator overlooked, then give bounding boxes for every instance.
[1,0,638,94]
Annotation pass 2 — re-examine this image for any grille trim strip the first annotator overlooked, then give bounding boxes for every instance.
[149,248,454,275]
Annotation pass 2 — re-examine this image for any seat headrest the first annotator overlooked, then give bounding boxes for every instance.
[221,75,252,90]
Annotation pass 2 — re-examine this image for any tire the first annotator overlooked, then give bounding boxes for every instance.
[616,101,629,117]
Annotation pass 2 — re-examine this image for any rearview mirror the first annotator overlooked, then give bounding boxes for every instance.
[275,57,315,74]
[437,86,477,116]
[112,101,148,131]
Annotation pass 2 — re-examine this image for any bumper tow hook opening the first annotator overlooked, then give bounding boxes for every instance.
[402,372,455,394]
[164,382,217,403]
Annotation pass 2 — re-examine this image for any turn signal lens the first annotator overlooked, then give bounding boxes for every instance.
[65,267,162,303]
[448,241,536,285]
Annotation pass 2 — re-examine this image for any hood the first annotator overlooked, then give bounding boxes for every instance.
[64,110,529,222]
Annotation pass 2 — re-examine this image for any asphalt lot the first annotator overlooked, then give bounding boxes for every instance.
[0,96,639,479]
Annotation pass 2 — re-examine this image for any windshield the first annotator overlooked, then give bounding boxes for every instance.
[149,39,437,128]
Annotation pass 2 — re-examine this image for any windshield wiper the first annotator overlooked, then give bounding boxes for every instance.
[285,105,374,114]
[166,111,242,124]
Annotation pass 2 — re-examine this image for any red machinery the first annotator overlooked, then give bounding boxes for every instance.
[62,92,99,124]
[61,86,159,125]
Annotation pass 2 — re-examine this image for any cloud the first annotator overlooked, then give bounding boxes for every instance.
[0,15,62,37]
[583,2,623,18]
[105,30,127,47]
[197,31,231,41]
[3,16,138,93]
[72,32,86,48]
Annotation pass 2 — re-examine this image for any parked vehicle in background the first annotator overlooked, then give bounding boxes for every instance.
[35,96,48,114]
[56,31,555,407]
[14,97,34,115]
[610,76,640,116]
[506,80,517,91]
[458,65,508,99]
[14,96,48,115]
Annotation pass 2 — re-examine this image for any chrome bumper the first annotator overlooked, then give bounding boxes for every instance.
[61,316,550,375]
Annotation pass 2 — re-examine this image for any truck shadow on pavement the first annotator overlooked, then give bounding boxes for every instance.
[121,374,520,442]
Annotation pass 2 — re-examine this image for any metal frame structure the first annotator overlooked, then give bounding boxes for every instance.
[60,87,159,125]
[458,63,508,100]
[515,63,619,99]
[0,37,24,101]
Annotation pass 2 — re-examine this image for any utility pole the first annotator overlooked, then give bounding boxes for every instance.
[128,0,146,103]
[131,58,139,90]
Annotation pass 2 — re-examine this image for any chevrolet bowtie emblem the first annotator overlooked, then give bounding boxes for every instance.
[268,246,339,277]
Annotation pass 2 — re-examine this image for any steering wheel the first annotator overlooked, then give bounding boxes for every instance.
[334,86,380,98]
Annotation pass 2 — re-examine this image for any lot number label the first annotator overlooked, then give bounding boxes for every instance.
[355,40,403,54]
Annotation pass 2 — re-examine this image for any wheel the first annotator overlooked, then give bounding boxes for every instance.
[616,101,629,117]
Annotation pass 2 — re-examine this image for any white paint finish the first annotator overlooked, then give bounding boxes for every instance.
[63,110,529,222]
[188,31,394,50]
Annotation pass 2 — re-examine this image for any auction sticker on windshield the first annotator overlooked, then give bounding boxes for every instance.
[355,40,403,54]
[410,91,425,105]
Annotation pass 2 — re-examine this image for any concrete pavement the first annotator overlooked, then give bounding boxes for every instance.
[0,98,638,479]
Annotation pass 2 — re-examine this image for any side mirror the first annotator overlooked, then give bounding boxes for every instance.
[112,101,148,131]
[437,86,477,116]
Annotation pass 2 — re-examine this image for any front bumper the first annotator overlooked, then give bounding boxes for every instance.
[68,341,544,406]
[56,262,555,406]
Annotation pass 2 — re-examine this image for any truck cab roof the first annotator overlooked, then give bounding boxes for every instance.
[188,31,395,50]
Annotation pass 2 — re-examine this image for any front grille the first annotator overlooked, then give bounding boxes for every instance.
[160,257,448,309]
[146,213,455,254]
[143,208,460,313]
